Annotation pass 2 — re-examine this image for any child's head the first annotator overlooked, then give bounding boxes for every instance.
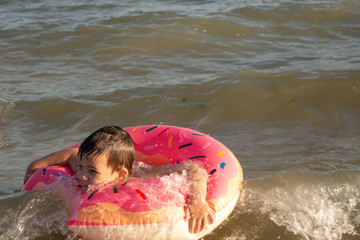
[77,126,135,192]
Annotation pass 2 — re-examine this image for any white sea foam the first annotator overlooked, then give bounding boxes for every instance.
[234,172,360,240]
[262,184,359,239]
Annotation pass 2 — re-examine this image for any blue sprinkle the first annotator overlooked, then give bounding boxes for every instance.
[220,162,226,169]
[192,133,205,137]
[178,143,192,149]
[57,172,61,177]
[42,169,46,175]
[210,169,216,177]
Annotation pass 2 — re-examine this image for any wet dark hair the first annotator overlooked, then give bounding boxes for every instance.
[78,126,135,175]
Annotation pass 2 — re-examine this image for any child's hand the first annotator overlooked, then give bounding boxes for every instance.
[186,201,215,234]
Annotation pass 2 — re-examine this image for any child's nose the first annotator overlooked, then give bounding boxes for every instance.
[80,173,88,181]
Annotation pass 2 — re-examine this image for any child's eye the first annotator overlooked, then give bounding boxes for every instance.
[90,170,98,174]
[78,165,83,170]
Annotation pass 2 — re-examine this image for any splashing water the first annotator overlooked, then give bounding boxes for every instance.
[0,190,73,240]
[263,185,359,239]
[131,162,191,239]
[132,161,189,211]
[0,98,15,124]
[232,172,360,240]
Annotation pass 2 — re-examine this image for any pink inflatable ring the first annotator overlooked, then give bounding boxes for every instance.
[23,125,243,239]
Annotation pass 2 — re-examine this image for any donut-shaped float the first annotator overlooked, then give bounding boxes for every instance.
[23,125,243,239]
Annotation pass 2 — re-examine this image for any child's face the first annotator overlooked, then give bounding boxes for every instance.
[77,153,119,193]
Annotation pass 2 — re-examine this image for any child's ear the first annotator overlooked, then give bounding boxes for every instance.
[117,168,128,180]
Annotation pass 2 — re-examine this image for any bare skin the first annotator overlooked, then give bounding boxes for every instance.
[24,148,78,184]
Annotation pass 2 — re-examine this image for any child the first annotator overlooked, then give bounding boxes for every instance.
[24,126,215,234]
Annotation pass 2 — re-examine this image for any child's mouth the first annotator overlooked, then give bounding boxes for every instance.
[81,184,89,193]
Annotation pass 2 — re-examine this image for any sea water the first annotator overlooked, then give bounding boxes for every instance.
[1,0,360,239]
[0,191,71,239]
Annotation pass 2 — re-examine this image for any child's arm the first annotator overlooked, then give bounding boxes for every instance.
[24,148,78,184]
[185,162,215,234]
[133,161,215,233]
